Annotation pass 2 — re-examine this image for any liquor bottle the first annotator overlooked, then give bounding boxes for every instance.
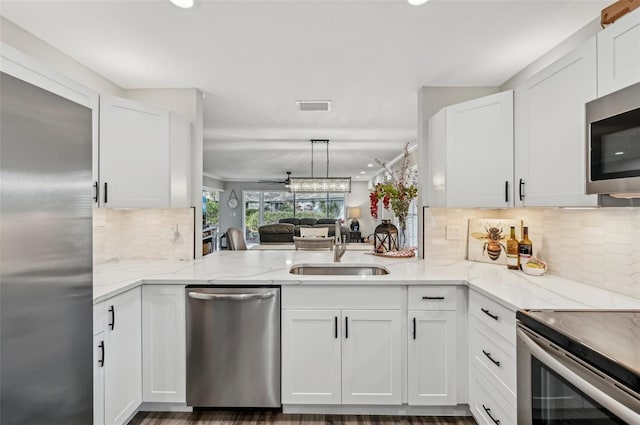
[519,226,533,268]
[506,226,520,270]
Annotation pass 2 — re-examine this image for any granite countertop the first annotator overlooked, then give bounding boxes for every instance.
[93,250,640,311]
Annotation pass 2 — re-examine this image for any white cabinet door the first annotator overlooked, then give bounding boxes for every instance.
[515,38,598,207]
[169,113,192,208]
[104,287,142,425]
[408,310,457,406]
[342,310,401,405]
[444,91,514,208]
[281,310,342,404]
[99,95,170,208]
[142,285,186,403]
[598,8,640,97]
[94,332,105,425]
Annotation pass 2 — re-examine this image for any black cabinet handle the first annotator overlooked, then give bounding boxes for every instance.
[504,180,509,203]
[93,181,99,203]
[108,305,115,330]
[345,316,348,339]
[103,182,108,204]
[334,316,338,339]
[98,341,104,367]
[483,404,501,425]
[481,308,499,321]
[412,317,416,340]
[519,178,525,201]
[482,349,501,367]
[422,296,445,300]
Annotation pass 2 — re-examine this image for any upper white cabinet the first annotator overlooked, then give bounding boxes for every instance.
[597,8,640,97]
[99,95,192,209]
[514,37,598,207]
[428,90,514,208]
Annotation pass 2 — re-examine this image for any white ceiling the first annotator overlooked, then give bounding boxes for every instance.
[0,0,609,182]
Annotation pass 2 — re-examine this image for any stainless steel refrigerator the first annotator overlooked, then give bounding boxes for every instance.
[1,72,93,424]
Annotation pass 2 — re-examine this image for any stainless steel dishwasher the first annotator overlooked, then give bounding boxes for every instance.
[186,286,281,407]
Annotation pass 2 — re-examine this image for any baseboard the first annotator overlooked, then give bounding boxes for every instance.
[138,402,193,412]
[282,404,472,416]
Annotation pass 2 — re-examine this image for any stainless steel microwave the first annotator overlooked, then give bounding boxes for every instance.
[586,81,640,197]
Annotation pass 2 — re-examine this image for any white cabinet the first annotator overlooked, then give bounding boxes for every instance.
[467,289,517,425]
[407,286,458,406]
[342,310,402,405]
[93,322,105,425]
[141,285,186,403]
[99,95,192,208]
[514,37,598,207]
[281,310,342,404]
[597,8,640,97]
[428,90,513,208]
[100,287,142,425]
[281,286,402,406]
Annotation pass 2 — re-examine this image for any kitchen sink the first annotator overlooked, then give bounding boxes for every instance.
[289,263,390,276]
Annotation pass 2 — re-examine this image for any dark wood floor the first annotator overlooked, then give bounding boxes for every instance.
[129,410,477,425]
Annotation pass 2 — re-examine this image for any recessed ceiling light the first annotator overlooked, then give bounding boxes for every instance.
[615,151,625,155]
[170,0,193,8]
[408,0,429,5]
[360,171,366,174]
[367,163,373,167]
[355,176,361,179]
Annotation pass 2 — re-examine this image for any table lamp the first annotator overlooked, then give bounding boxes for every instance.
[348,207,361,231]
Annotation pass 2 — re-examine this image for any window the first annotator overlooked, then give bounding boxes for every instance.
[243,191,345,243]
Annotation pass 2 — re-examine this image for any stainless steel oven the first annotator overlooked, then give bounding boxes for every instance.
[586,81,640,197]
[517,310,640,424]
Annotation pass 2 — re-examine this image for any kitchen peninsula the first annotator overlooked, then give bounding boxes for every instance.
[94,250,640,425]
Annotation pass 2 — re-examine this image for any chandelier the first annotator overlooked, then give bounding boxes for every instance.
[288,140,351,193]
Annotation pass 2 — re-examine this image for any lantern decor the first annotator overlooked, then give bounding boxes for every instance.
[374,219,399,253]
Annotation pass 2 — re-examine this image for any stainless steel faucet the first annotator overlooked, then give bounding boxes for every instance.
[333,220,346,262]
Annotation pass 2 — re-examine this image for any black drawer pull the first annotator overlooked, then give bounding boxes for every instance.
[519,178,525,201]
[334,316,338,339]
[482,349,501,367]
[104,182,108,204]
[412,317,416,340]
[98,341,104,367]
[93,181,99,203]
[422,296,445,300]
[481,308,499,321]
[483,404,500,425]
[504,180,509,203]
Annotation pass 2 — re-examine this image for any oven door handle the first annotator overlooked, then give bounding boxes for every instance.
[517,328,640,424]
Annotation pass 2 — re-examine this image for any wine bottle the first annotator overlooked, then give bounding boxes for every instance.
[519,226,533,268]
[506,226,520,270]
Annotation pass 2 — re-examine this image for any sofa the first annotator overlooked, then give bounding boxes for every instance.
[258,218,350,243]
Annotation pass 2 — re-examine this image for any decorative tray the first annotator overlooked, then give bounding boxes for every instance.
[369,248,416,258]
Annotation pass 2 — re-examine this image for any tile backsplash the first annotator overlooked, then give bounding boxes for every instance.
[94,208,195,264]
[424,207,640,299]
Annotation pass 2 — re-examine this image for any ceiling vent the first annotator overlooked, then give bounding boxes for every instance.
[296,100,331,112]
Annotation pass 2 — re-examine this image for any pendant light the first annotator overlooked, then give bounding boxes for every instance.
[288,140,351,193]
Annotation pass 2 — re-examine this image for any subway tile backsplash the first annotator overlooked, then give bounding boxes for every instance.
[93,208,194,265]
[424,207,640,299]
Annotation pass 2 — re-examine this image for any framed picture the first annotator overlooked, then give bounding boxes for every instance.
[467,218,522,265]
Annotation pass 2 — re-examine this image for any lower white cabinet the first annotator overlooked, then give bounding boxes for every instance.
[97,287,142,425]
[282,287,403,405]
[282,302,402,405]
[408,310,457,406]
[93,332,105,425]
[141,285,186,403]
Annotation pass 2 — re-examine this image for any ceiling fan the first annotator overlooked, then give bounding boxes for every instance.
[258,171,292,185]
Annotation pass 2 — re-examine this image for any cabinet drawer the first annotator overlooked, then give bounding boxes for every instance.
[469,290,516,346]
[282,286,402,309]
[93,301,104,335]
[408,286,458,310]
[469,316,516,401]
[469,363,516,425]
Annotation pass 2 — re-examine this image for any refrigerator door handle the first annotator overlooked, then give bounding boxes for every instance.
[188,291,276,301]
